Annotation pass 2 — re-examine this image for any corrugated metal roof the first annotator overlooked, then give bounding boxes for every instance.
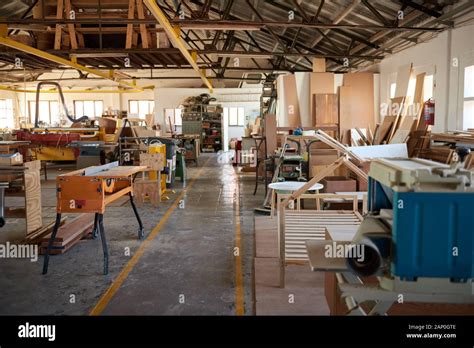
[0,0,33,18]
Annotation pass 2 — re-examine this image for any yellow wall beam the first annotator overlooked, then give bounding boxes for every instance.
[0,29,143,91]
[143,0,213,93]
[0,85,151,94]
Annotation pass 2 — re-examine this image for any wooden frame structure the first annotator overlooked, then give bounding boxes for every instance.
[277,193,363,288]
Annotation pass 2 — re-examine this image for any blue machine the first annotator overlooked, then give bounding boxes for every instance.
[366,158,474,282]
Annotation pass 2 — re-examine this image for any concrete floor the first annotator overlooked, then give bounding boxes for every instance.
[0,154,262,315]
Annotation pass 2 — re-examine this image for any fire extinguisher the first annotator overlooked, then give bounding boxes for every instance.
[423,98,435,125]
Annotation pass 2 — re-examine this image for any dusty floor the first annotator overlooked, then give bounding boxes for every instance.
[0,154,262,315]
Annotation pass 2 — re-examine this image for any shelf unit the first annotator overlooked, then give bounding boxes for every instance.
[260,76,277,117]
[182,103,223,153]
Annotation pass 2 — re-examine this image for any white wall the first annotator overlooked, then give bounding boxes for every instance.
[0,86,156,125]
[155,87,260,142]
[375,24,474,132]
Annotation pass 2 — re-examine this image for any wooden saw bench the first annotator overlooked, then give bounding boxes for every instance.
[42,162,147,275]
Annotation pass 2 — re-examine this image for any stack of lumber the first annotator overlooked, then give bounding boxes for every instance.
[418,130,474,166]
[39,213,94,255]
[23,216,67,244]
[430,131,474,144]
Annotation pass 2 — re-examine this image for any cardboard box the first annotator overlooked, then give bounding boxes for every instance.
[0,153,23,166]
[321,176,357,193]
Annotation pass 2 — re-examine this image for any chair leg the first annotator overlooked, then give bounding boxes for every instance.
[129,192,144,239]
[270,190,275,219]
[97,214,109,275]
[42,213,62,275]
[91,213,99,239]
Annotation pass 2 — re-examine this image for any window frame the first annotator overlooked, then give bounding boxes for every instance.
[129,100,155,119]
[73,100,104,118]
[164,108,182,132]
[458,61,474,130]
[28,100,60,126]
[224,106,245,126]
[0,99,14,129]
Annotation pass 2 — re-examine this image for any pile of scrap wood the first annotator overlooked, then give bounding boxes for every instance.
[39,214,95,255]
[347,65,430,159]
[309,130,412,192]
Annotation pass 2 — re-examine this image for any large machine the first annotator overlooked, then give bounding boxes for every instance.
[16,82,106,161]
[307,155,474,315]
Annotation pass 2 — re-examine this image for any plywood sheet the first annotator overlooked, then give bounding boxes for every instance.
[310,72,334,95]
[24,169,42,234]
[374,116,396,145]
[295,72,311,127]
[312,58,326,72]
[348,143,408,159]
[264,114,277,156]
[389,130,411,144]
[338,86,352,144]
[340,73,375,144]
[282,74,301,127]
[394,63,413,98]
[399,116,417,131]
[313,94,338,126]
[413,72,426,106]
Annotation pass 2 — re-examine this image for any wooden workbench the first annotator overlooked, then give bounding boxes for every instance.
[43,163,147,275]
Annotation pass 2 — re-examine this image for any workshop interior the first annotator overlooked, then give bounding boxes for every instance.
[0,0,473,340]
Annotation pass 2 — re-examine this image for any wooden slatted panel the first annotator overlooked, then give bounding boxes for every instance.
[283,211,361,261]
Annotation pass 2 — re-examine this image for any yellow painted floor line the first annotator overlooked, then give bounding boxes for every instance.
[89,157,211,316]
[234,175,244,315]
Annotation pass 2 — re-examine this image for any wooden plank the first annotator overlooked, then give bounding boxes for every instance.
[338,86,351,144]
[264,114,277,156]
[313,93,338,126]
[374,116,395,145]
[389,129,411,144]
[54,0,64,50]
[64,0,78,49]
[310,73,334,125]
[24,169,42,235]
[413,72,426,107]
[312,58,326,72]
[394,63,413,98]
[136,0,149,48]
[42,213,94,245]
[88,165,147,178]
[340,73,375,144]
[310,72,334,95]
[24,217,68,243]
[387,97,406,142]
[125,0,136,49]
[282,74,301,127]
[76,24,85,48]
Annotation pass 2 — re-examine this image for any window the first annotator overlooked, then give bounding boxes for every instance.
[29,101,60,126]
[74,100,103,118]
[164,108,182,131]
[463,65,474,130]
[423,75,433,101]
[0,99,14,129]
[129,100,154,119]
[405,74,434,104]
[224,107,245,126]
[389,83,396,99]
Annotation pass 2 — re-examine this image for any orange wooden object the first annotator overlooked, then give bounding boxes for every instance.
[56,166,146,214]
